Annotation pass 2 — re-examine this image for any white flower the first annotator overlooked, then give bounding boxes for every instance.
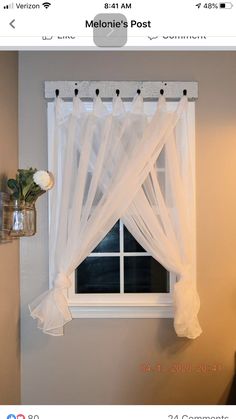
[33,170,54,191]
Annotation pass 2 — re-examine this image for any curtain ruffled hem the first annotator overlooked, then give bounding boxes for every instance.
[174,278,202,339]
[29,286,72,336]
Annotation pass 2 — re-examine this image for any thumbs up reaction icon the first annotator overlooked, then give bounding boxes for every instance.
[7,415,16,419]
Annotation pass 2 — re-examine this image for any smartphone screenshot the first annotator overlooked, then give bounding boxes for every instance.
[0,1,235,418]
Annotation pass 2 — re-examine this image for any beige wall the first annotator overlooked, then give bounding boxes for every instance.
[19,51,236,405]
[0,52,20,404]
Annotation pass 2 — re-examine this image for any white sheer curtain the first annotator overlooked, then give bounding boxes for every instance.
[123,101,201,338]
[29,93,201,338]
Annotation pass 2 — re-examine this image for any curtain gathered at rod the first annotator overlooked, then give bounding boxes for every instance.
[29,93,202,339]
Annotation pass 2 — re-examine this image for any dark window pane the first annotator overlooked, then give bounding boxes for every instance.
[76,257,120,293]
[124,256,169,293]
[93,221,119,253]
[124,225,146,252]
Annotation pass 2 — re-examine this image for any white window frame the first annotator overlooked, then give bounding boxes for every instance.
[47,98,195,319]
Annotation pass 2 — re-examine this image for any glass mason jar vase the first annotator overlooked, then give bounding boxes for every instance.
[9,199,36,237]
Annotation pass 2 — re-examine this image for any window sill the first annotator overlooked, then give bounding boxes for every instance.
[69,304,174,318]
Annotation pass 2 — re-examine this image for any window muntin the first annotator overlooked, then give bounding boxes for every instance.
[75,220,170,294]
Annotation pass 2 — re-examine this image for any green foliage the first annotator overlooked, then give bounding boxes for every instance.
[7,178,20,199]
[7,168,46,204]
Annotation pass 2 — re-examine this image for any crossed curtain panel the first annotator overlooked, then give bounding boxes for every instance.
[29,93,202,339]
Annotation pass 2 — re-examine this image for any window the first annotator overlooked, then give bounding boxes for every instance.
[47,98,195,319]
[75,220,170,294]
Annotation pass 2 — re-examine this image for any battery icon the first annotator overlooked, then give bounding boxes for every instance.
[219,2,233,8]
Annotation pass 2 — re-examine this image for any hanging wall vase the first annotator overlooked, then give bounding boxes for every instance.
[10,199,36,237]
[4,168,54,239]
